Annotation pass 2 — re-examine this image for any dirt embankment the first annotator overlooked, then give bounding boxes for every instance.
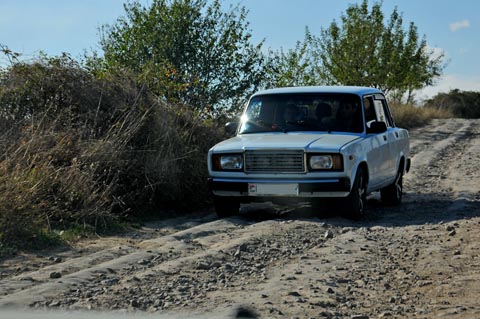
[1,118,479,319]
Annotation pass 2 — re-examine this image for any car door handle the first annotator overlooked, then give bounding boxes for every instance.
[383,135,387,141]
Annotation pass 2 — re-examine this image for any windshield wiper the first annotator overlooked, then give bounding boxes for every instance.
[282,120,314,133]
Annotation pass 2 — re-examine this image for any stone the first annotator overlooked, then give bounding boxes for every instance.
[101,278,119,285]
[50,272,62,279]
[195,262,211,270]
[137,259,151,265]
[445,225,455,231]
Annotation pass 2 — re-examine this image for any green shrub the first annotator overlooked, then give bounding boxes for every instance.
[424,89,480,118]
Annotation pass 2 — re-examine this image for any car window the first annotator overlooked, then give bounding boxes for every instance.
[374,100,392,127]
[238,93,364,134]
[363,96,376,128]
[247,99,262,120]
[380,99,395,127]
[370,94,394,128]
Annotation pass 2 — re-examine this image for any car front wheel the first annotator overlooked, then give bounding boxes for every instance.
[343,166,367,220]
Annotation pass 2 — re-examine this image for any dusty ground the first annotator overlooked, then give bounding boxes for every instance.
[1,118,479,319]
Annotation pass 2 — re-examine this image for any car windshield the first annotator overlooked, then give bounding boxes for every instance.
[238,93,364,134]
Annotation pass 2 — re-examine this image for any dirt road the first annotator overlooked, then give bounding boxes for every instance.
[1,118,479,319]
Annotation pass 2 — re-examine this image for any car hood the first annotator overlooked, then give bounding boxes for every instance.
[211,132,361,153]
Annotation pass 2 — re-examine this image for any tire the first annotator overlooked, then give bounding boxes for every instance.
[381,167,403,206]
[213,196,240,218]
[343,166,367,220]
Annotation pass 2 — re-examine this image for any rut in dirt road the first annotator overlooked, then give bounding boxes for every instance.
[406,119,479,198]
[0,119,479,319]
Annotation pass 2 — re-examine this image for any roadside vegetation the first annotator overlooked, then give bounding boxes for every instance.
[424,89,480,119]
[0,0,474,254]
[390,104,453,129]
[0,55,224,254]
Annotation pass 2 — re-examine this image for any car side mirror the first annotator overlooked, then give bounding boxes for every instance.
[225,122,238,135]
[367,121,387,134]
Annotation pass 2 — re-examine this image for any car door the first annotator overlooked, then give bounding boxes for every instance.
[373,94,398,181]
[363,96,389,189]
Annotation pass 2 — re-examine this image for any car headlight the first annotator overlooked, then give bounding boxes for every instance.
[212,153,243,171]
[308,154,343,171]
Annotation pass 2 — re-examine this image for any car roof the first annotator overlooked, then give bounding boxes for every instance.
[252,86,383,97]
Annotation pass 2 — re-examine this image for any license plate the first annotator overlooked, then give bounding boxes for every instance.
[248,183,299,196]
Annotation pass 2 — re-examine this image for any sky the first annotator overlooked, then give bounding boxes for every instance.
[0,0,479,102]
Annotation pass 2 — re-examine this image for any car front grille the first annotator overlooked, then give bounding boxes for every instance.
[244,150,305,173]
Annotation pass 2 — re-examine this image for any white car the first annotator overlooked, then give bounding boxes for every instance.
[208,86,410,219]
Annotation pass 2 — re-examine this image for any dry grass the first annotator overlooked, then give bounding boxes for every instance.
[390,103,453,129]
[0,107,146,249]
[0,57,224,252]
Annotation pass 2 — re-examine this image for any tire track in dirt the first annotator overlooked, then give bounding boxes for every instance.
[0,218,249,307]
[405,119,477,195]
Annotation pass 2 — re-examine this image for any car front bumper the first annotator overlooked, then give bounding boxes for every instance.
[208,177,351,198]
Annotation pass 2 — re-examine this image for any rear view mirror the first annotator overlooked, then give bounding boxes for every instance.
[225,122,238,135]
[367,121,387,134]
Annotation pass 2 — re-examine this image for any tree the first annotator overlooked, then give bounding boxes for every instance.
[1,44,21,66]
[305,0,444,102]
[264,32,324,88]
[98,0,266,115]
